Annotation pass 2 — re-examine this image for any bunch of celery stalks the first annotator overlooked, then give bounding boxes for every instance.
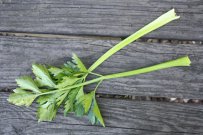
[8,9,191,126]
[72,8,191,92]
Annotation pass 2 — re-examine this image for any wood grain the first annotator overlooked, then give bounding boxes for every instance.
[0,35,203,98]
[1,92,203,135]
[0,0,202,40]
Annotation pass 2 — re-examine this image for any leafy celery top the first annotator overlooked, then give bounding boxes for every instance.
[8,9,190,127]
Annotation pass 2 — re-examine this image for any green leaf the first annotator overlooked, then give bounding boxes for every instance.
[64,88,80,115]
[64,100,72,115]
[59,54,87,78]
[74,103,84,116]
[32,64,56,88]
[55,91,70,106]
[88,109,95,125]
[48,67,63,76]
[13,88,27,93]
[63,61,79,74]
[16,76,41,93]
[93,98,105,127]
[37,91,69,122]
[56,77,81,88]
[77,91,94,113]
[72,53,87,72]
[76,90,105,126]
[37,94,52,105]
[8,89,38,106]
[48,66,63,79]
[37,102,57,122]
[76,86,84,100]
[64,90,77,114]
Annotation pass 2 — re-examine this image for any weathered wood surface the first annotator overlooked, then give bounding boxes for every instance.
[0,0,203,40]
[1,92,203,135]
[0,35,203,98]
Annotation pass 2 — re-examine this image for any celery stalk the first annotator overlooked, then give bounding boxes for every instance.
[103,56,190,79]
[88,9,180,72]
[40,56,191,95]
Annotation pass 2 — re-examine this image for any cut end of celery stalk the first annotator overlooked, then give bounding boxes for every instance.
[165,8,180,20]
[154,8,180,27]
[142,8,180,34]
[175,56,191,66]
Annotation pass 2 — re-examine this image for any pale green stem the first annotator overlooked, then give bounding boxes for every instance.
[39,56,190,96]
[94,80,103,92]
[103,56,190,79]
[88,9,180,72]
[89,72,103,77]
[39,77,102,96]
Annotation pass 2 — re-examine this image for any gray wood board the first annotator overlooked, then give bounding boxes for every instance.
[0,0,202,40]
[1,92,203,135]
[0,35,203,98]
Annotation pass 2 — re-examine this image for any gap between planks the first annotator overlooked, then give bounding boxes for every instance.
[0,32,202,45]
[0,32,121,41]
[1,88,202,104]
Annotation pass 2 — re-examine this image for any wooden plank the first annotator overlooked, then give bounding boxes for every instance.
[0,35,203,98]
[0,0,202,40]
[1,92,203,135]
